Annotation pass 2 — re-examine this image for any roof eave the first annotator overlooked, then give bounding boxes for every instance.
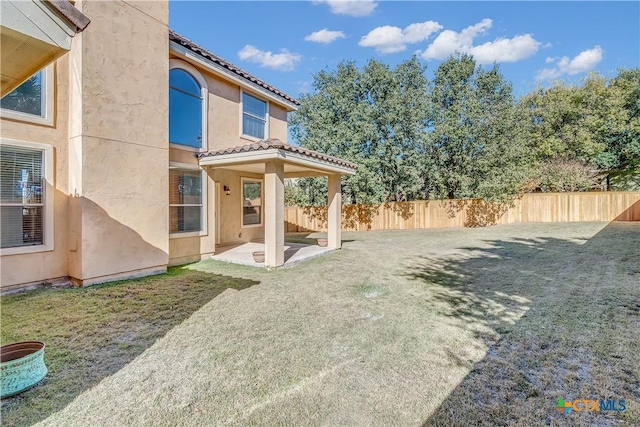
[170,42,298,112]
[44,0,91,32]
[198,149,357,175]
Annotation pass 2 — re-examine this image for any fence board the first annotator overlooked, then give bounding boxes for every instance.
[285,192,640,232]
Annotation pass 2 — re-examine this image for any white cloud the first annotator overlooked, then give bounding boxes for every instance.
[237,45,302,71]
[313,0,377,17]
[420,19,492,60]
[420,18,540,64]
[359,21,443,54]
[471,34,540,63]
[305,29,347,44]
[536,46,603,80]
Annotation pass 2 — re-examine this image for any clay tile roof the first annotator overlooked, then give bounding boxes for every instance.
[45,0,91,32]
[169,31,300,108]
[197,138,358,171]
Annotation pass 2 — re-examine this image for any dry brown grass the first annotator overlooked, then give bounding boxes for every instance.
[1,270,258,427]
[2,222,638,426]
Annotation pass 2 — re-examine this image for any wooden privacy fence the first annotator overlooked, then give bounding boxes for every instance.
[284,192,640,232]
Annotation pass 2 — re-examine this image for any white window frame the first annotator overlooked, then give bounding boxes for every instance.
[0,138,54,255]
[240,90,269,142]
[0,65,54,126]
[240,177,263,228]
[169,162,208,239]
[169,59,208,152]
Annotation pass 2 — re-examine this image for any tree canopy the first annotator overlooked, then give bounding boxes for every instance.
[290,57,430,204]
[288,54,640,206]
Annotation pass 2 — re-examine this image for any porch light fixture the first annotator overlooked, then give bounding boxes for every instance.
[224,185,231,196]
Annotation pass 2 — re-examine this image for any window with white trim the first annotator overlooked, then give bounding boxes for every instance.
[0,144,46,249]
[0,66,53,125]
[169,168,205,234]
[242,178,263,227]
[242,93,267,139]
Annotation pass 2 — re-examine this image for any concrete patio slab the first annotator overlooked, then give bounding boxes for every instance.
[211,241,334,267]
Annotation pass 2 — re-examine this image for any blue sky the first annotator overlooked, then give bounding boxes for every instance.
[170,1,639,99]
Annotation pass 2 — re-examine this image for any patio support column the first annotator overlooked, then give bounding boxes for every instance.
[264,160,285,267]
[327,174,342,249]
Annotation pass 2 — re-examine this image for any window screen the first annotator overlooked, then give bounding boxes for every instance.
[169,168,203,233]
[242,93,267,139]
[1,145,44,248]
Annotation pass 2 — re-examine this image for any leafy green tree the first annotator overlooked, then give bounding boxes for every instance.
[427,54,532,202]
[289,57,430,204]
[521,80,604,162]
[521,69,640,190]
[289,56,638,206]
[533,157,600,192]
[284,177,327,206]
[598,68,640,188]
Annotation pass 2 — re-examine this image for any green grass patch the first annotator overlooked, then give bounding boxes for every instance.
[1,268,258,427]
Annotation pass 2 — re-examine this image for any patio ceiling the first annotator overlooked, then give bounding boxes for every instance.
[197,138,357,177]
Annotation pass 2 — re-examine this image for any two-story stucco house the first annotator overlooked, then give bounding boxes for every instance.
[0,0,356,292]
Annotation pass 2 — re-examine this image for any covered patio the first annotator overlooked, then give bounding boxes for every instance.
[211,240,334,267]
[197,139,357,267]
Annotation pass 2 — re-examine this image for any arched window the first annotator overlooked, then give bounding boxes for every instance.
[169,62,207,149]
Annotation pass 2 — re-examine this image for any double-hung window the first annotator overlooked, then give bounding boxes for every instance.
[169,167,206,235]
[0,141,53,253]
[242,93,267,139]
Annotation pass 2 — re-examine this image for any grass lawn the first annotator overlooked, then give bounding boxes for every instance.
[1,222,639,426]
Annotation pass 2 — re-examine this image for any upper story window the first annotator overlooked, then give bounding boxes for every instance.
[1,71,43,116]
[0,66,54,126]
[242,92,268,139]
[169,60,208,150]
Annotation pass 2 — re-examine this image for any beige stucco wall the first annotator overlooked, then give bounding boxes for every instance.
[167,56,291,263]
[67,0,169,285]
[169,54,291,152]
[0,59,70,290]
[167,165,266,263]
[2,0,294,288]
[269,104,288,142]
[213,169,265,245]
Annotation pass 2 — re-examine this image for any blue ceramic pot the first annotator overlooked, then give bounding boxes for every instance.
[1,341,47,398]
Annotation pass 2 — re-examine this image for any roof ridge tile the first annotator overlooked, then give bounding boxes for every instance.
[196,139,358,170]
[169,30,300,107]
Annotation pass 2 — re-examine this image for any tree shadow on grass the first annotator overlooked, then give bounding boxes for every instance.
[0,268,259,427]
[404,222,640,426]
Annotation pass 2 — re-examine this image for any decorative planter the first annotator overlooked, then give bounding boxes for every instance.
[317,238,328,247]
[252,251,265,263]
[1,341,47,398]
